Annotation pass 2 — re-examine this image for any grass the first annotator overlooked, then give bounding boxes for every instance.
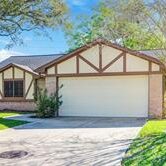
[140,120,166,137]
[0,112,28,130]
[122,120,166,166]
[0,112,19,118]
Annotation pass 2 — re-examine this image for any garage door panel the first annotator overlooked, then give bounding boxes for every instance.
[59,76,148,117]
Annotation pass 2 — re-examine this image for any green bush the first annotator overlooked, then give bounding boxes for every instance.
[34,85,63,118]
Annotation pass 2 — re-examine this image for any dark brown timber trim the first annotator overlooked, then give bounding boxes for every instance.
[0,69,25,101]
[79,55,100,72]
[36,39,164,73]
[148,75,150,117]
[0,64,38,76]
[12,66,14,79]
[2,72,4,99]
[56,76,59,117]
[0,99,34,102]
[149,62,152,72]
[25,78,34,98]
[162,75,165,118]
[0,90,3,98]
[76,56,79,74]
[55,65,57,74]
[46,71,162,77]
[99,43,102,72]
[34,79,37,99]
[3,78,24,81]
[100,40,163,66]
[102,52,125,72]
[123,53,126,72]
[52,71,162,78]
[23,71,26,98]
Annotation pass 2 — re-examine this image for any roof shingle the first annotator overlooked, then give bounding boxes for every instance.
[0,54,65,70]
[139,49,166,59]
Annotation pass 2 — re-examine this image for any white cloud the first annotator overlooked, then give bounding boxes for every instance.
[0,50,25,62]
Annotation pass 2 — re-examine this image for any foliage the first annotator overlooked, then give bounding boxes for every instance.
[65,0,166,52]
[122,120,166,166]
[0,0,68,47]
[35,85,63,118]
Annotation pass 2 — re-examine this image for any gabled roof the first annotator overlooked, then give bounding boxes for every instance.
[0,63,39,76]
[139,49,166,59]
[36,38,165,72]
[0,54,65,71]
[0,39,165,74]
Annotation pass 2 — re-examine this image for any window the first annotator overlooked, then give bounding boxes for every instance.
[4,80,24,97]
[4,81,13,97]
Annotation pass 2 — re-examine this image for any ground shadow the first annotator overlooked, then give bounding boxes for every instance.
[122,133,166,166]
[0,118,28,129]
[9,115,146,130]
[0,137,132,166]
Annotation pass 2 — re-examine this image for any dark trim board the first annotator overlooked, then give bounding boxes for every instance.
[1,67,35,101]
[123,53,126,72]
[0,90,3,98]
[99,43,102,71]
[56,77,59,116]
[36,39,164,72]
[79,54,100,72]
[0,63,39,76]
[0,99,34,102]
[46,48,162,77]
[162,75,165,118]
[25,78,34,98]
[76,56,79,74]
[102,52,125,72]
[46,71,162,78]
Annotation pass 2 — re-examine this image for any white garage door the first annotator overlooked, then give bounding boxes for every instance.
[59,76,148,117]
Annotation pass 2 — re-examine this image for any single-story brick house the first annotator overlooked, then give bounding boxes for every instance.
[0,39,165,118]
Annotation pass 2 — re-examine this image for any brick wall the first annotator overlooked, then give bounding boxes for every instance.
[45,76,57,96]
[0,101,36,111]
[149,74,163,118]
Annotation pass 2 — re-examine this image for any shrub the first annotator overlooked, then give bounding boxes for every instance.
[35,85,63,118]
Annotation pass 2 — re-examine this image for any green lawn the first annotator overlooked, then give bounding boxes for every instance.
[0,112,28,130]
[122,120,166,166]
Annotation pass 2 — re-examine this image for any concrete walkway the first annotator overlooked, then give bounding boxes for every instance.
[0,115,146,166]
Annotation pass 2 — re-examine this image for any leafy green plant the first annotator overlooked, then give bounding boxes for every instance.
[47,85,63,117]
[34,85,63,118]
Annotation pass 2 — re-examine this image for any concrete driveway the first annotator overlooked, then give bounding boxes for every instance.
[0,115,146,166]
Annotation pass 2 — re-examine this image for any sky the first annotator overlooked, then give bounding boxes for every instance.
[0,0,99,62]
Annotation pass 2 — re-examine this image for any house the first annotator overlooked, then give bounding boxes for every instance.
[0,39,165,118]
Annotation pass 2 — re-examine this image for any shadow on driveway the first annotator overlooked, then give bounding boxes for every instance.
[0,115,146,165]
[9,115,147,130]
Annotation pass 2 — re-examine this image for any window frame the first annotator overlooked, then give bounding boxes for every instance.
[3,79,24,99]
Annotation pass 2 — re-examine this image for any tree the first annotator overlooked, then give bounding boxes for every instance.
[65,0,166,52]
[0,0,68,47]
